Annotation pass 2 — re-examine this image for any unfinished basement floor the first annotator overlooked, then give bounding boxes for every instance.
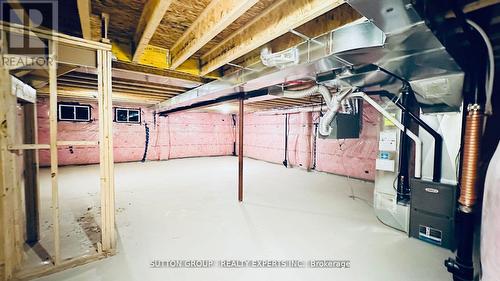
[31,156,451,281]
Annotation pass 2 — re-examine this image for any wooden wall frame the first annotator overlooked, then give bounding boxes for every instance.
[0,22,115,281]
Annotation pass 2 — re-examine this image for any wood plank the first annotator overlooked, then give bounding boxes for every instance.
[98,50,116,252]
[200,0,344,76]
[8,141,98,150]
[0,31,16,280]
[56,141,98,147]
[445,0,500,18]
[170,0,258,69]
[132,0,174,62]
[63,73,187,92]
[14,252,109,281]
[113,61,205,84]
[76,0,92,40]
[48,40,61,265]
[0,21,111,51]
[37,87,168,104]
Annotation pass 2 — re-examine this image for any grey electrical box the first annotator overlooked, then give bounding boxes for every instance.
[409,179,457,250]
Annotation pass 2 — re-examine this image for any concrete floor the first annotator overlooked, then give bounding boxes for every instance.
[30,156,452,281]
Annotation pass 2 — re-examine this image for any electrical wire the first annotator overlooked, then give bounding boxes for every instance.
[338,139,373,207]
[141,122,150,163]
[466,19,495,115]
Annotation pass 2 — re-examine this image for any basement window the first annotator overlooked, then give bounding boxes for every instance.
[58,104,91,122]
[115,108,141,124]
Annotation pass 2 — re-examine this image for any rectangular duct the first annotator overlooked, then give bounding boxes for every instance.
[157,0,463,114]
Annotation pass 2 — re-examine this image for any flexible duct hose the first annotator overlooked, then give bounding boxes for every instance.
[283,85,332,105]
[283,84,354,136]
[318,88,354,136]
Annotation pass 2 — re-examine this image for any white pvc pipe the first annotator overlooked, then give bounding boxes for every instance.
[350,92,422,179]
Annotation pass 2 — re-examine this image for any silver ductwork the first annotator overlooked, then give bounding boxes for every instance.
[282,85,354,136]
[157,0,463,114]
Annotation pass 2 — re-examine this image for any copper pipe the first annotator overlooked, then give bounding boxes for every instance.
[458,105,483,209]
[238,98,244,202]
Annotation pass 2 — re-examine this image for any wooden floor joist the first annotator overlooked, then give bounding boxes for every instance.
[76,0,92,40]
[132,0,174,62]
[170,0,258,69]
[200,0,345,75]
[113,61,206,84]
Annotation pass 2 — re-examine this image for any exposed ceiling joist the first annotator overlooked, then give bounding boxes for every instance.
[200,0,345,76]
[132,0,174,62]
[170,0,259,69]
[112,61,206,86]
[76,0,92,40]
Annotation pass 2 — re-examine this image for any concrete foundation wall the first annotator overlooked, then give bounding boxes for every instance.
[37,98,378,180]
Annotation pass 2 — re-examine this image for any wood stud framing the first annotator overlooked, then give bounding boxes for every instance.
[97,49,116,252]
[0,22,116,280]
[1,30,19,281]
[48,39,61,266]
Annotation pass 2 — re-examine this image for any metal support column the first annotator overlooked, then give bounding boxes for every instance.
[238,98,244,202]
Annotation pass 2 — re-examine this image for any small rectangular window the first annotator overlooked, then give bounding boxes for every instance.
[58,104,91,122]
[114,108,141,124]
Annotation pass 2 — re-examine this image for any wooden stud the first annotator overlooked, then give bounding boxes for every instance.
[76,0,92,40]
[0,18,117,281]
[1,30,15,281]
[170,0,258,69]
[132,0,174,62]
[200,0,344,76]
[48,39,61,265]
[97,49,116,252]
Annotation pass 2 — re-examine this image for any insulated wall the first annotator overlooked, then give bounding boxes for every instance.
[37,98,235,166]
[36,97,378,181]
[244,102,379,181]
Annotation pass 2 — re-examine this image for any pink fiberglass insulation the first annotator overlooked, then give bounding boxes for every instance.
[37,97,235,166]
[36,97,377,181]
[243,101,379,181]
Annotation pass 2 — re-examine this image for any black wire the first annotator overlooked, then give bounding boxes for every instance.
[141,123,150,163]
[312,123,318,170]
